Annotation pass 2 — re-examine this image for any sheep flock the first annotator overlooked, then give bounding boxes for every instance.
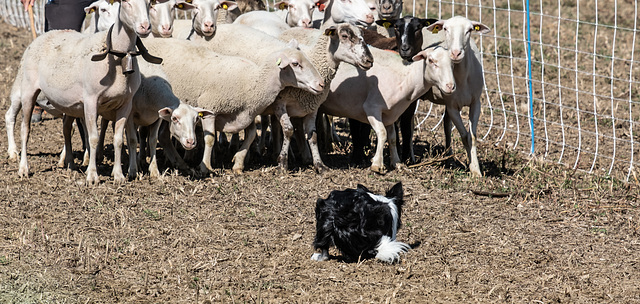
[5,0,491,185]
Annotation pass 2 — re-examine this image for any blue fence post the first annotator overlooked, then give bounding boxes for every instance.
[526,0,535,155]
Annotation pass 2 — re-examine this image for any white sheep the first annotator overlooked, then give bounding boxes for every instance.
[148,0,189,37]
[233,0,319,35]
[124,62,212,178]
[420,16,490,178]
[268,24,373,172]
[83,0,121,33]
[139,37,325,174]
[5,0,153,185]
[171,0,237,41]
[312,0,374,28]
[320,46,455,173]
[209,24,374,173]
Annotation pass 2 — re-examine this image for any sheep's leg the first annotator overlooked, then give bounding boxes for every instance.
[387,123,402,170]
[257,114,270,155]
[443,110,453,155]
[61,115,77,170]
[110,109,129,184]
[147,119,162,178]
[125,118,139,180]
[158,121,191,173]
[367,114,387,174]
[96,117,109,164]
[467,100,482,177]
[5,95,22,161]
[293,118,312,164]
[232,122,257,174]
[274,103,293,172]
[18,89,39,178]
[302,112,328,174]
[399,100,417,163]
[77,118,90,167]
[270,115,283,158]
[199,116,216,175]
[447,105,477,177]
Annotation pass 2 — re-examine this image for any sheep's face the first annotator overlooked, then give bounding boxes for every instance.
[375,0,401,20]
[276,42,325,95]
[84,0,120,32]
[188,0,237,36]
[326,24,373,71]
[276,0,315,28]
[149,0,178,37]
[425,16,490,63]
[119,0,152,36]
[159,104,211,151]
[331,0,374,26]
[378,16,437,61]
[413,47,455,95]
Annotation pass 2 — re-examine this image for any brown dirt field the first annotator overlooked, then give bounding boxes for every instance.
[1,21,640,303]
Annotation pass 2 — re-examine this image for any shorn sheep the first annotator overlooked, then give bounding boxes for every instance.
[140,37,325,174]
[421,16,490,178]
[199,23,373,173]
[6,0,156,185]
[320,46,455,173]
[84,0,121,33]
[269,24,373,173]
[350,16,437,165]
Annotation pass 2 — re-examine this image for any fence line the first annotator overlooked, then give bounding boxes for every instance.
[1,0,639,181]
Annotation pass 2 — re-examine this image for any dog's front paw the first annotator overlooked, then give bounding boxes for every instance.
[311,251,329,262]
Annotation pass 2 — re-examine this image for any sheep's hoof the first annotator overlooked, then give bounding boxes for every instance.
[113,174,126,185]
[86,174,100,186]
[232,167,244,175]
[7,151,19,161]
[470,169,482,178]
[314,162,328,174]
[18,167,29,178]
[370,164,387,174]
[277,157,289,172]
[394,163,407,172]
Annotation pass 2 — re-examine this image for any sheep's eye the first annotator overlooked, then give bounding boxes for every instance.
[292,62,299,67]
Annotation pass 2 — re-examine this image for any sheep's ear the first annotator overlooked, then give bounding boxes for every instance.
[275,0,289,10]
[84,4,98,14]
[425,20,444,34]
[276,54,293,69]
[323,26,337,36]
[176,1,196,10]
[220,1,237,11]
[196,109,215,119]
[471,21,490,34]
[385,182,403,200]
[421,18,439,27]
[158,107,174,121]
[286,38,299,49]
[375,19,395,29]
[411,49,429,62]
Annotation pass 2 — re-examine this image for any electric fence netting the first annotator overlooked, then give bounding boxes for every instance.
[1,0,639,181]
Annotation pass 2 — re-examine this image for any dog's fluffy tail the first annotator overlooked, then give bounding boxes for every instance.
[375,236,410,263]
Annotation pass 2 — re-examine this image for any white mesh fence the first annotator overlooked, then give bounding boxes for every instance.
[1,0,639,181]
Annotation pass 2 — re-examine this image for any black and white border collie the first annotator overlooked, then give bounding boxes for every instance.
[311,182,410,263]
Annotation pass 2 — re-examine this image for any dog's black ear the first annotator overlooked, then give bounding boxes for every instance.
[386,182,403,200]
[356,184,371,193]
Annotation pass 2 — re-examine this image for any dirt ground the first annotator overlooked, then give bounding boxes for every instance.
[1,21,640,303]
